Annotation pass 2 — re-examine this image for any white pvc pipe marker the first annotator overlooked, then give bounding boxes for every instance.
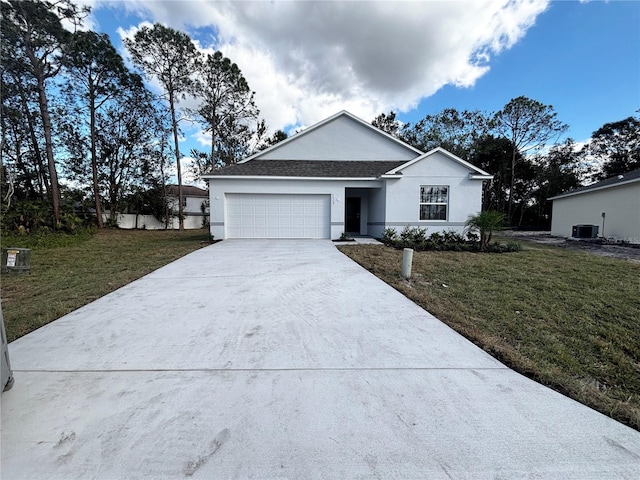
[402,248,414,279]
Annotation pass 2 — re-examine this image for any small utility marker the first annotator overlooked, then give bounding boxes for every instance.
[402,248,414,279]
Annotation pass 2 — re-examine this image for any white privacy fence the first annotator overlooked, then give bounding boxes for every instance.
[102,213,206,230]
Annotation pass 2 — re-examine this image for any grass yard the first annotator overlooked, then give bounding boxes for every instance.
[1,229,210,342]
[338,241,640,431]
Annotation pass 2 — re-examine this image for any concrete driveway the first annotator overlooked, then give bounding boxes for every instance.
[2,240,639,479]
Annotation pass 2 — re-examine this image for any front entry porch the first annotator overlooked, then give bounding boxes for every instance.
[344,187,384,237]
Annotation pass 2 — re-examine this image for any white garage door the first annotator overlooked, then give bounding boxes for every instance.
[226,194,331,239]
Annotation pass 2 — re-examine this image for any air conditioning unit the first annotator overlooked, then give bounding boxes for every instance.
[571,224,599,239]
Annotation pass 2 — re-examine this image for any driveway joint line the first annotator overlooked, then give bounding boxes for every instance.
[14,367,509,373]
[146,270,358,280]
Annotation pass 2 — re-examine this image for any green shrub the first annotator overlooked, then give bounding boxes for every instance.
[2,199,97,235]
[381,227,398,245]
[105,217,120,228]
[379,224,519,254]
[399,226,428,247]
[442,229,465,244]
[429,231,443,244]
[59,212,84,233]
[1,227,96,249]
[465,231,479,243]
[1,200,51,233]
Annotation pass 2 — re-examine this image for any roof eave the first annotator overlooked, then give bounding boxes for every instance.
[469,174,494,180]
[386,147,492,176]
[204,175,382,181]
[549,177,640,200]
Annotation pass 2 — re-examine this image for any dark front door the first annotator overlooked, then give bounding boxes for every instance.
[345,197,361,234]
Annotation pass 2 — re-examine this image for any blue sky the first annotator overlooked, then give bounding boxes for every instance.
[404,1,640,142]
[80,0,639,181]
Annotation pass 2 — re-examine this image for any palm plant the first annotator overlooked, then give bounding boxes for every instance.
[465,211,505,251]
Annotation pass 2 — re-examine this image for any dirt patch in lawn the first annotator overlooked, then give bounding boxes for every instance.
[502,231,640,263]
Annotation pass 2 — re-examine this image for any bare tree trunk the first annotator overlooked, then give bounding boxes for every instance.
[11,133,36,197]
[109,177,118,223]
[107,155,118,223]
[507,147,516,226]
[89,93,104,228]
[36,76,61,226]
[169,91,184,231]
[160,155,169,229]
[210,104,216,169]
[16,79,49,198]
[517,189,531,228]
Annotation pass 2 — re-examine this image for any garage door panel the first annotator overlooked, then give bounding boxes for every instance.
[279,216,291,227]
[227,204,241,216]
[226,194,330,239]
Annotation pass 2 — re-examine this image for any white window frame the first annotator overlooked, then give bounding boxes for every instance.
[419,185,448,221]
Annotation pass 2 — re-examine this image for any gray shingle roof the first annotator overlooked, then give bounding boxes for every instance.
[206,160,407,178]
[167,185,208,197]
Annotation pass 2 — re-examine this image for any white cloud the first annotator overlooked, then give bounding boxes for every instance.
[59,0,99,32]
[162,155,205,188]
[95,0,549,132]
[192,129,211,149]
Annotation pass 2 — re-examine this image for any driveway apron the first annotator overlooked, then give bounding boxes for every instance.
[2,239,639,479]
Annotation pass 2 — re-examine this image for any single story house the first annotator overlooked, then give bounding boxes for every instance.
[202,111,493,240]
[549,168,640,244]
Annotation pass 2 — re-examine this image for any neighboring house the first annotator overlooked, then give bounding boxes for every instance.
[202,111,492,240]
[109,185,209,230]
[549,168,640,244]
[167,185,209,229]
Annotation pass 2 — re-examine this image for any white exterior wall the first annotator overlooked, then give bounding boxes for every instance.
[551,183,640,243]
[168,195,208,215]
[208,178,383,239]
[259,115,418,161]
[367,184,387,238]
[186,196,207,214]
[103,213,204,230]
[384,151,484,235]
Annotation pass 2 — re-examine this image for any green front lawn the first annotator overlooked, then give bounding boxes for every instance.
[338,242,640,431]
[1,229,210,341]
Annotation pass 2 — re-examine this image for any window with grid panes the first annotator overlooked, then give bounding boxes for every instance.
[419,186,448,220]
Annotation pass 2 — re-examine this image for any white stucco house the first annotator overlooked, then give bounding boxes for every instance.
[202,111,493,240]
[166,185,209,229]
[549,168,640,244]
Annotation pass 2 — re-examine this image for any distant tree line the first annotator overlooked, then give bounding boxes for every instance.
[373,100,639,228]
[2,1,637,233]
[1,0,286,233]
